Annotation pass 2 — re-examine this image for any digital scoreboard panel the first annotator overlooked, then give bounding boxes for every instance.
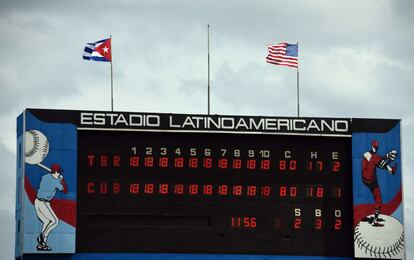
[16,109,404,259]
[77,131,353,255]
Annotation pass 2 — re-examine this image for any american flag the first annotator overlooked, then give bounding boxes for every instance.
[266,43,298,68]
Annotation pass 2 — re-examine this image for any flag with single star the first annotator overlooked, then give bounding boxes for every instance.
[83,38,111,62]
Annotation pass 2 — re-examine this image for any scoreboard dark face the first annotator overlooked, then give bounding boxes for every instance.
[77,131,352,255]
[16,109,404,259]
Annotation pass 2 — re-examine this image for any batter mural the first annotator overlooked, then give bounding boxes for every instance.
[25,130,69,251]
[352,121,404,259]
[20,112,77,254]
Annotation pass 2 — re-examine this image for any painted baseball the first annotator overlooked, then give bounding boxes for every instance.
[354,214,404,259]
[25,130,49,165]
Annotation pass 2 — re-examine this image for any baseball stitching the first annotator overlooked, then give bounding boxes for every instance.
[41,137,49,161]
[354,225,404,258]
[25,130,39,158]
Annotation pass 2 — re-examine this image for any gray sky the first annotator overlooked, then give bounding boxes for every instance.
[1,0,413,259]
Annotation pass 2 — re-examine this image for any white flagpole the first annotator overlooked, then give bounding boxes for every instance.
[207,24,211,115]
[110,35,114,112]
[296,42,299,117]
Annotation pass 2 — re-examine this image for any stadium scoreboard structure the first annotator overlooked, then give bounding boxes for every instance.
[15,109,405,259]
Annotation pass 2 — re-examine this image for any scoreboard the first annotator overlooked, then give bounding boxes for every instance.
[78,130,352,255]
[15,109,404,259]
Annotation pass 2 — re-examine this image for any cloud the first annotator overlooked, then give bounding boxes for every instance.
[0,143,16,260]
[0,210,14,260]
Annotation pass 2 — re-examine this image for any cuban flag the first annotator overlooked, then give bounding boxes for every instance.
[83,38,111,62]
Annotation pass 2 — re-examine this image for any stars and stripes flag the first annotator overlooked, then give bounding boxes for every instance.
[83,38,112,62]
[266,43,298,68]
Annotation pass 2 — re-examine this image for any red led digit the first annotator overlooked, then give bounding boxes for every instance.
[260,159,270,170]
[218,159,228,169]
[159,184,168,194]
[306,187,314,198]
[261,186,271,197]
[316,187,324,198]
[317,161,323,171]
[144,183,154,194]
[189,158,198,168]
[203,158,212,168]
[130,183,139,194]
[233,185,242,196]
[332,187,342,198]
[203,185,213,195]
[289,160,297,170]
[231,217,236,228]
[307,161,312,171]
[174,184,184,194]
[232,159,242,169]
[189,184,198,195]
[315,218,322,230]
[290,186,297,197]
[279,186,286,197]
[335,219,342,230]
[247,159,256,170]
[144,157,154,167]
[174,157,184,168]
[279,160,286,170]
[280,186,287,197]
[251,218,257,228]
[247,186,257,196]
[129,156,139,167]
[333,161,341,172]
[159,157,168,168]
[218,185,228,195]
[294,218,301,229]
[233,217,241,228]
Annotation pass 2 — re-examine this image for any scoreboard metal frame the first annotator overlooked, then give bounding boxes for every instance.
[15,109,405,259]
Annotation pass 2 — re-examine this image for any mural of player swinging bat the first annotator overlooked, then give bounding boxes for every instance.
[24,129,69,251]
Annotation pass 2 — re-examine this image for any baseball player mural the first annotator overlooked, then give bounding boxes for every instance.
[353,121,404,259]
[361,140,397,227]
[35,163,68,251]
[20,118,77,254]
[24,129,70,251]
